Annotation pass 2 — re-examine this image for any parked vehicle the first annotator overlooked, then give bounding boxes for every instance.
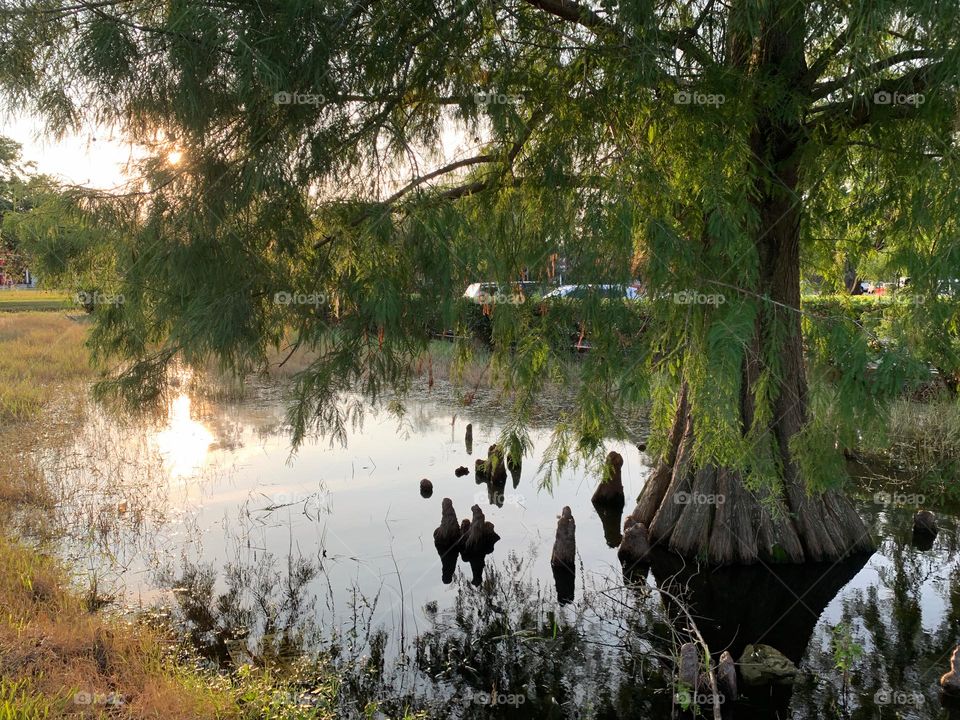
[541,283,643,301]
[462,281,551,304]
[537,282,645,351]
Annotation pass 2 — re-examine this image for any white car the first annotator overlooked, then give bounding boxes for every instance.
[462,282,500,302]
[462,281,549,304]
[541,284,642,300]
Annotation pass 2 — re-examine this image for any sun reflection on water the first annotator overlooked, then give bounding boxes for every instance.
[154,394,213,479]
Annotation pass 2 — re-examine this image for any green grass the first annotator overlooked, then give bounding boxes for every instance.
[0,290,72,313]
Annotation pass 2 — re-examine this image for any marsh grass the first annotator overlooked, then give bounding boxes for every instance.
[881,398,960,462]
[188,336,497,405]
[0,312,90,423]
[0,313,371,720]
[847,397,960,509]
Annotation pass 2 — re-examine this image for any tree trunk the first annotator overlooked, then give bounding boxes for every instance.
[633,4,874,564]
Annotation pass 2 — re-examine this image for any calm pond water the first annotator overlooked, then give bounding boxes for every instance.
[43,379,960,719]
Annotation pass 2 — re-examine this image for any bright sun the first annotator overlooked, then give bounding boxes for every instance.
[167,149,183,165]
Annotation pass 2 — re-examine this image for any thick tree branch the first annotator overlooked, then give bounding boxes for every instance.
[802,24,854,88]
[518,0,714,68]
[806,60,951,134]
[383,106,546,207]
[313,108,548,246]
[381,154,497,206]
[519,0,616,36]
[812,49,940,99]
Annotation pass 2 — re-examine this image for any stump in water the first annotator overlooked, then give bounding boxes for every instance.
[942,646,960,699]
[678,642,699,691]
[454,466,469,477]
[462,504,500,555]
[591,450,625,507]
[419,479,433,498]
[433,498,461,550]
[618,507,651,580]
[632,385,874,564]
[433,498,462,584]
[551,507,576,605]
[464,423,473,455]
[717,650,737,703]
[551,507,576,571]
[460,504,500,585]
[486,444,507,486]
[507,451,522,487]
[592,451,625,547]
[474,445,507,506]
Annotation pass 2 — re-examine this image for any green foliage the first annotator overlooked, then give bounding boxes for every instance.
[0,0,958,496]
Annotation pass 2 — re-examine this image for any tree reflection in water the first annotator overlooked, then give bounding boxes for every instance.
[153,496,960,719]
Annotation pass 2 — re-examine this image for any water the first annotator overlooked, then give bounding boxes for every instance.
[45,380,960,719]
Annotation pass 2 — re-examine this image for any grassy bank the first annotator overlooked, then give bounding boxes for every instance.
[0,290,71,313]
[0,313,366,720]
[0,312,89,423]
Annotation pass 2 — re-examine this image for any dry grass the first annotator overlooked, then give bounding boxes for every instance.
[0,313,347,720]
[0,312,90,423]
[0,320,445,717]
[0,537,242,719]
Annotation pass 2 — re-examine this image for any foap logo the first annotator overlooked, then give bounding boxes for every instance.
[874,688,923,706]
[274,91,325,106]
[75,290,124,306]
[674,90,725,107]
[890,293,927,306]
[73,692,125,707]
[673,289,725,306]
[474,90,525,107]
[873,90,925,106]
[873,491,925,507]
[474,490,525,507]
[674,491,725,506]
[676,689,726,707]
[463,689,527,707]
[475,290,525,305]
[274,291,328,308]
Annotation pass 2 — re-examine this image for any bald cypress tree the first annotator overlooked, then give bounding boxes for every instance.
[3,0,959,563]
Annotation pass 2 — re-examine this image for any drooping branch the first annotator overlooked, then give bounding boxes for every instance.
[312,107,548,247]
[381,106,546,208]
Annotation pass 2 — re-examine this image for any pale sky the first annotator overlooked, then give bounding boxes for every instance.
[2,114,147,190]
[1,111,481,193]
